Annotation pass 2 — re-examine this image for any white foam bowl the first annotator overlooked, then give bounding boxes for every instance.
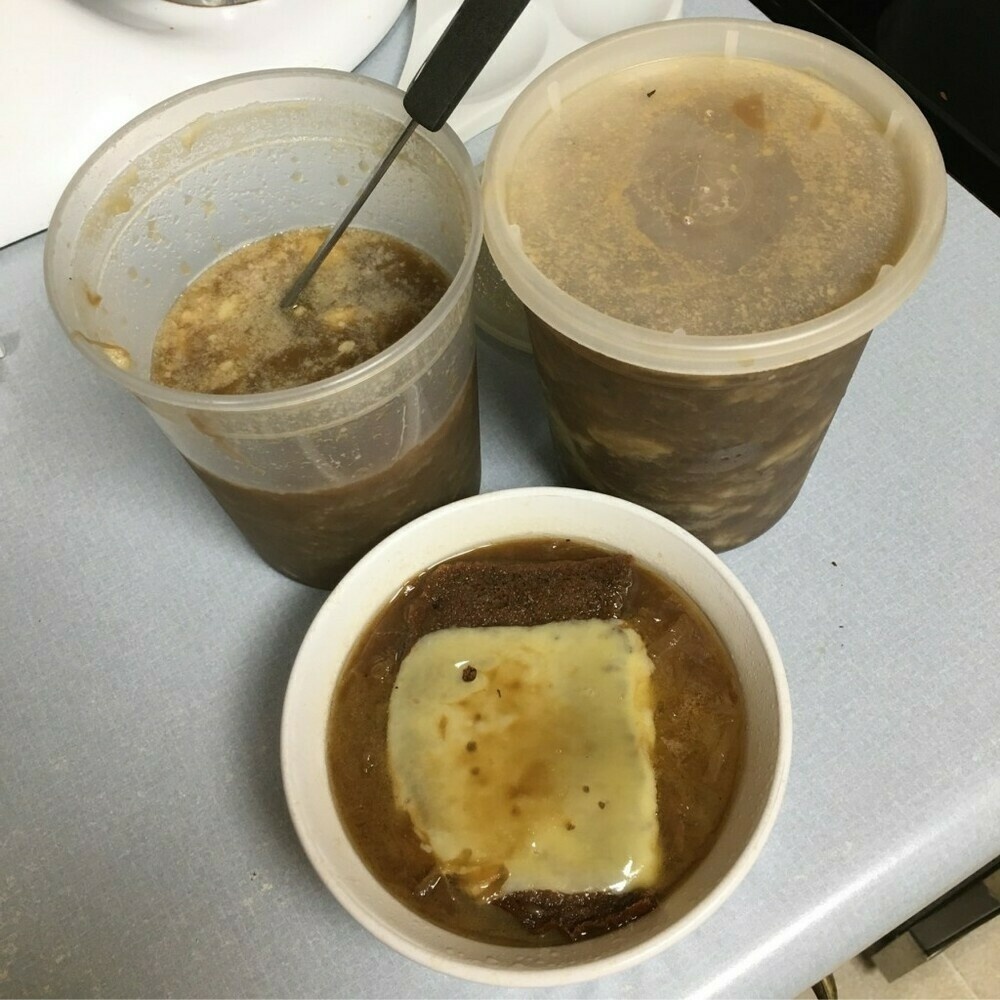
[281,487,791,986]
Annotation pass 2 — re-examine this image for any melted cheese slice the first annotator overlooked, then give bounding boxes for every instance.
[386,619,661,896]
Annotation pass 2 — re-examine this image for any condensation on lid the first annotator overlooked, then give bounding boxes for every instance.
[504,55,911,340]
[482,19,947,374]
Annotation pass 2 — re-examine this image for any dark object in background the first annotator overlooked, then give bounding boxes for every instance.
[865,856,1000,980]
[748,0,1000,216]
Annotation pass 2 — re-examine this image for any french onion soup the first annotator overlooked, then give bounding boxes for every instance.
[326,538,744,946]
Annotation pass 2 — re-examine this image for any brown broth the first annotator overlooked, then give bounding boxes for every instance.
[530,317,869,551]
[186,371,480,590]
[326,539,744,946]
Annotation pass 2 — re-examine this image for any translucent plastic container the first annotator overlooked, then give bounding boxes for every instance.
[483,19,947,551]
[45,69,482,589]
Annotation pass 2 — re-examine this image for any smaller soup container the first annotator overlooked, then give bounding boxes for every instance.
[281,487,790,986]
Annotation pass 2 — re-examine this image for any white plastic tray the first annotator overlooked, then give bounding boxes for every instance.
[400,0,684,141]
[0,0,406,248]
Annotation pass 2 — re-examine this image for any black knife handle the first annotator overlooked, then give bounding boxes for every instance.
[403,0,533,132]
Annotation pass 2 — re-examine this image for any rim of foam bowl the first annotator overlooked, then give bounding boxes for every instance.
[482,18,947,376]
[280,487,791,986]
[43,68,482,414]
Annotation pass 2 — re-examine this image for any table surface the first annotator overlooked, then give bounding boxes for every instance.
[2,2,999,997]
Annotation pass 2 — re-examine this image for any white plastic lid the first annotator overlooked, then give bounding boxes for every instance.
[483,19,947,375]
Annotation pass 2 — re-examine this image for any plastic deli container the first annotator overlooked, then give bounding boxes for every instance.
[483,19,946,550]
[45,70,483,588]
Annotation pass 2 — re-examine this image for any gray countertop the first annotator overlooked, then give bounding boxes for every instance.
[2,2,999,997]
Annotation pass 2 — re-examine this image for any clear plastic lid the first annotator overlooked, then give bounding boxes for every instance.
[483,20,947,375]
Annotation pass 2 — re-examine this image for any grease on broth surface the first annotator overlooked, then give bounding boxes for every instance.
[151,227,449,394]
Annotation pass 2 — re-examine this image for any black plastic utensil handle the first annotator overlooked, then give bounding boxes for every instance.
[403,0,533,132]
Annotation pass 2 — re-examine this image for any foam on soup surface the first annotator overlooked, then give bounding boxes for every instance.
[151,226,448,394]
